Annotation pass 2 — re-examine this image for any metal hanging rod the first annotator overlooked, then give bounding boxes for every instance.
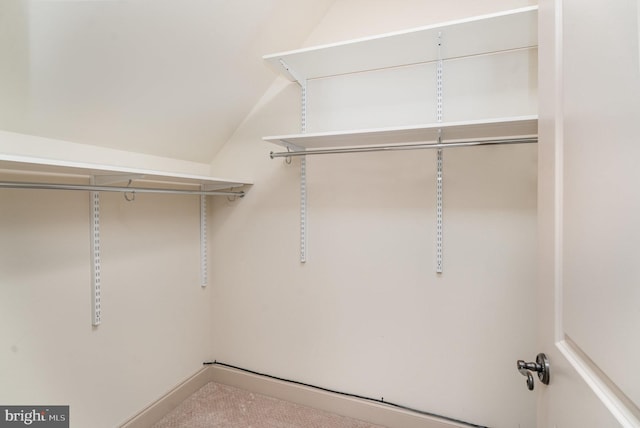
[270,137,537,159]
[0,181,245,197]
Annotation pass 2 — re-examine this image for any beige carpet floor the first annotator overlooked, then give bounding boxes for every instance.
[151,382,387,428]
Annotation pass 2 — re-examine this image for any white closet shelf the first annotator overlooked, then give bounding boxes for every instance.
[264,115,538,151]
[0,154,252,191]
[264,6,537,82]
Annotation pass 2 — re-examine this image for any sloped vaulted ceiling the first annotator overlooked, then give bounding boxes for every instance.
[0,0,335,163]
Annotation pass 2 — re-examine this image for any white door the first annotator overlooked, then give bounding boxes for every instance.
[537,0,640,426]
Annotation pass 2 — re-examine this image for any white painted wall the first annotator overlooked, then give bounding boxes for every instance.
[0,0,335,162]
[0,174,212,428]
[0,1,539,427]
[209,1,538,427]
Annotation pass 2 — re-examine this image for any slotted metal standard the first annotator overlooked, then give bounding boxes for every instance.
[200,192,208,287]
[436,146,444,274]
[279,58,309,264]
[436,32,444,274]
[90,180,102,326]
[300,154,308,263]
[300,83,308,264]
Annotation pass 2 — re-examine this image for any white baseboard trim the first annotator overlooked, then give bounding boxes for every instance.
[120,364,472,428]
[208,364,470,428]
[119,367,213,428]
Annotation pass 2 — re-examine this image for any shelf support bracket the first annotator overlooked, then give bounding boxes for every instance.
[90,177,102,326]
[279,59,306,87]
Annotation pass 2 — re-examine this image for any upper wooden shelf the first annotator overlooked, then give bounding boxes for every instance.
[264,6,538,82]
[0,129,251,191]
[264,115,538,151]
[0,154,251,191]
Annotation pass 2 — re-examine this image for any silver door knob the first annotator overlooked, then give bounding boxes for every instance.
[517,353,550,390]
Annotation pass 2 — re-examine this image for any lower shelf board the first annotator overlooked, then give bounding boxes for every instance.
[263,115,538,151]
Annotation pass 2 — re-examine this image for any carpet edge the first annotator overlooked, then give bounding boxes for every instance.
[119,367,213,428]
